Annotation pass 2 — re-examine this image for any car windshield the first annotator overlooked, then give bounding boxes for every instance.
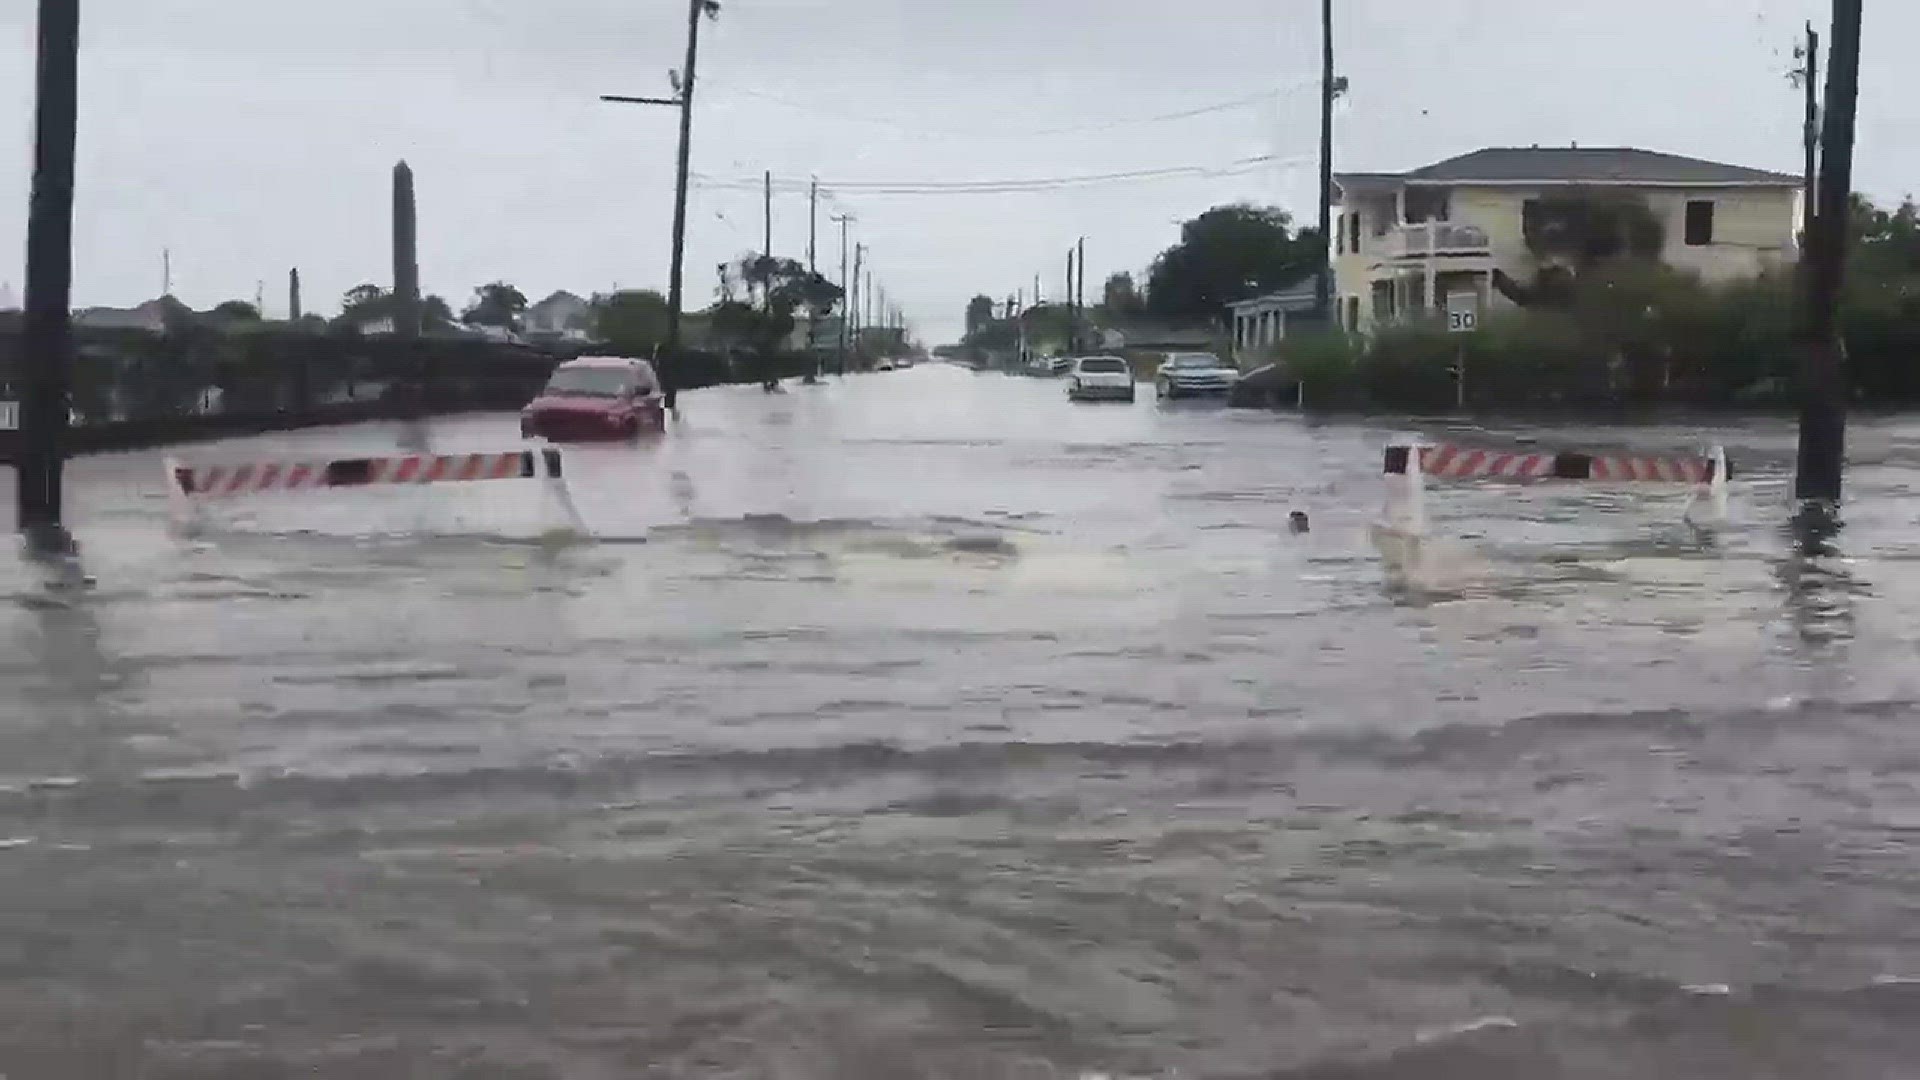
[1078,358,1128,373]
[543,366,634,397]
[1170,354,1224,370]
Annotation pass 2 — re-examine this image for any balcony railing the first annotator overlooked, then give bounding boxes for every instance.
[1383,221,1492,259]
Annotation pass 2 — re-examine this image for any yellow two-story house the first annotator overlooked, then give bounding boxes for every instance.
[1331,146,1803,333]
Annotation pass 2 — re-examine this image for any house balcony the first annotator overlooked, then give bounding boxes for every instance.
[1381,221,1493,261]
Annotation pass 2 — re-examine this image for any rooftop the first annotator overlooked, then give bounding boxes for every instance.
[1338,147,1800,196]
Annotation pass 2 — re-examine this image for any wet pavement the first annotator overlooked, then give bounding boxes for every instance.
[5,364,1920,1078]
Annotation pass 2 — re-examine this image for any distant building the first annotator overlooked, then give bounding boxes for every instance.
[522,290,595,343]
[1333,146,1803,334]
[1225,280,1321,359]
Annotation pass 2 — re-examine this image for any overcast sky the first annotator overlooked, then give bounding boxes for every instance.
[5,0,1918,342]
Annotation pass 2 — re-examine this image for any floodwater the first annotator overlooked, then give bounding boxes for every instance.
[4,364,1920,1078]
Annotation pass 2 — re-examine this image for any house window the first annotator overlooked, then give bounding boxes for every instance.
[1685,200,1715,246]
[1345,296,1361,331]
[1335,213,1345,255]
[1349,213,1362,255]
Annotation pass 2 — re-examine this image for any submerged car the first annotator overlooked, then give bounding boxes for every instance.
[520,356,665,441]
[1156,352,1239,399]
[1066,355,1136,402]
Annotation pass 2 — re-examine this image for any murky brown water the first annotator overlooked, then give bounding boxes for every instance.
[4,365,1920,1078]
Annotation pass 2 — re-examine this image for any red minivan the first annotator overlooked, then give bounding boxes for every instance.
[520,357,665,442]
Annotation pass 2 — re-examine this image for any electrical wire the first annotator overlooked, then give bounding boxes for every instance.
[692,154,1305,197]
[704,80,1317,142]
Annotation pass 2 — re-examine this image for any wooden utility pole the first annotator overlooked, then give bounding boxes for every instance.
[18,0,80,542]
[664,0,711,387]
[1794,0,1862,507]
[1076,236,1086,351]
[808,177,818,276]
[852,242,864,356]
[1064,247,1076,352]
[834,214,852,370]
[602,0,715,408]
[762,169,773,270]
[1801,23,1822,225]
[1313,0,1335,325]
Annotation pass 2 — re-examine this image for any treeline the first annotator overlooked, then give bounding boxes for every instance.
[961,204,1319,349]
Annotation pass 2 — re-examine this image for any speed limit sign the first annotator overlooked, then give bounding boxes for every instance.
[1446,293,1477,333]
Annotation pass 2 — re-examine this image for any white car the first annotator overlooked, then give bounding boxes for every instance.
[1066,355,1136,402]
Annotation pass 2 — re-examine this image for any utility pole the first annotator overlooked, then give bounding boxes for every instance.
[1064,248,1075,352]
[852,242,864,359]
[1795,0,1863,509]
[600,0,718,410]
[808,177,818,276]
[289,268,302,322]
[18,0,80,543]
[1314,0,1335,326]
[762,169,773,272]
[834,214,852,371]
[1797,23,1822,245]
[1075,236,1086,352]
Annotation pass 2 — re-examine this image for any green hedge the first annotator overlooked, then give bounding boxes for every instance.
[1266,268,1920,412]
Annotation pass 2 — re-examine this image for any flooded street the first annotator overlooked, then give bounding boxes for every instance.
[6,364,1920,1078]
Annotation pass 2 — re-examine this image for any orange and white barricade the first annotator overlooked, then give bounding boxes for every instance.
[163,447,586,537]
[1381,438,1730,537]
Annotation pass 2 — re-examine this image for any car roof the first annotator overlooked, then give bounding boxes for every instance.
[1075,355,1127,363]
[560,355,651,371]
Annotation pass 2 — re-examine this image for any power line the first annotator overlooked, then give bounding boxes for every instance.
[705,81,1317,142]
[692,154,1302,197]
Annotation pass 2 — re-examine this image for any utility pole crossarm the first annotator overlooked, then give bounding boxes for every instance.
[600,94,681,107]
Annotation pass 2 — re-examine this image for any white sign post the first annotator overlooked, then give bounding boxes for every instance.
[1445,293,1476,411]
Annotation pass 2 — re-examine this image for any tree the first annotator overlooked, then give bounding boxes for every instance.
[965,295,997,336]
[209,300,261,323]
[1850,193,1920,275]
[462,282,529,329]
[1145,204,1318,325]
[593,289,672,351]
[339,283,389,325]
[713,254,843,350]
[1099,272,1146,322]
[421,295,457,331]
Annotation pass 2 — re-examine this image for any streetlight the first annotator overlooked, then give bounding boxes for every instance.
[602,0,719,413]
